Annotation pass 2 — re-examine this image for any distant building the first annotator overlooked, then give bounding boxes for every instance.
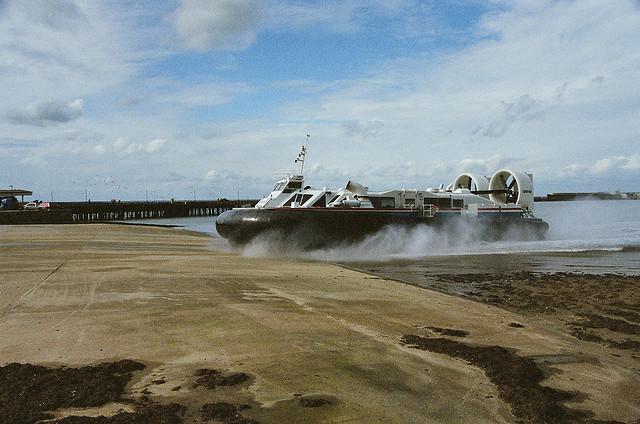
[0,188,33,210]
[0,189,32,202]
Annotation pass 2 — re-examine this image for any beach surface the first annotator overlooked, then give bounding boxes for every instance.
[1,224,639,423]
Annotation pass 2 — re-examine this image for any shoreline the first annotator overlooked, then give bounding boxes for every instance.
[353,264,640,354]
[1,224,639,423]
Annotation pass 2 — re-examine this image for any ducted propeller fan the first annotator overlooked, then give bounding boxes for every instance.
[488,169,534,209]
[452,173,490,198]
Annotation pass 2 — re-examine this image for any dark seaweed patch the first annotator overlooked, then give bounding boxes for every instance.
[401,335,620,424]
[0,360,145,424]
[431,272,640,316]
[572,314,640,336]
[570,327,640,351]
[193,369,250,389]
[423,326,469,337]
[599,307,640,324]
[54,403,186,423]
[423,272,640,351]
[200,402,256,423]
[298,397,332,408]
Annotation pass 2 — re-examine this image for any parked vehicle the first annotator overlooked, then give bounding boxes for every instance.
[23,201,40,210]
[0,196,19,210]
[23,201,50,210]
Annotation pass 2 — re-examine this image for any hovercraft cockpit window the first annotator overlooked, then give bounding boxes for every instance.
[283,181,303,193]
[429,198,455,209]
[370,197,395,209]
[283,192,313,207]
[312,196,326,207]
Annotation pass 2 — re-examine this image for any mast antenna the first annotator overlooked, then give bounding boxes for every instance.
[294,134,310,174]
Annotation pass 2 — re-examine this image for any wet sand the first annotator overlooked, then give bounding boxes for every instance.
[352,261,640,357]
[1,225,639,423]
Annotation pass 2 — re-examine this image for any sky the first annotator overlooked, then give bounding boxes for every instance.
[1,0,639,201]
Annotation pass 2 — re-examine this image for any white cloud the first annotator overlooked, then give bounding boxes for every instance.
[175,0,259,51]
[342,120,385,139]
[480,95,544,138]
[6,99,83,126]
[112,137,167,156]
[113,137,136,155]
[173,0,430,52]
[13,0,88,31]
[457,155,508,175]
[565,154,640,176]
[263,0,437,37]
[159,81,251,107]
[272,0,640,192]
[3,0,640,200]
[145,138,167,153]
[203,168,270,198]
[263,1,361,33]
[0,1,137,104]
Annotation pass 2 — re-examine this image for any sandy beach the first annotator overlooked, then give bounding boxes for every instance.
[1,224,639,423]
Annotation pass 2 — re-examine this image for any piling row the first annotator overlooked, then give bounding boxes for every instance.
[0,199,258,224]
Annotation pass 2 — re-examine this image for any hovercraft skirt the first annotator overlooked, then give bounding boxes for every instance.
[215,207,548,248]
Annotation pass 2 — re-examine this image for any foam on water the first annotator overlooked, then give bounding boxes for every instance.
[240,200,640,262]
[531,200,640,252]
[133,201,640,264]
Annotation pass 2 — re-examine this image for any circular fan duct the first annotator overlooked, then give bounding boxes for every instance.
[488,169,534,209]
[452,173,490,197]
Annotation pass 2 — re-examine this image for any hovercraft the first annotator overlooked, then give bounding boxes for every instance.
[216,141,549,248]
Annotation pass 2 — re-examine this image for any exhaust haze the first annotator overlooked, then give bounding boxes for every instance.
[240,201,640,262]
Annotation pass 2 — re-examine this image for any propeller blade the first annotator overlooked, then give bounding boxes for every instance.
[467,179,472,190]
[508,178,517,190]
[471,189,509,195]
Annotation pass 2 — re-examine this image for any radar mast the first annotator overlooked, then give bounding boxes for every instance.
[294,134,310,174]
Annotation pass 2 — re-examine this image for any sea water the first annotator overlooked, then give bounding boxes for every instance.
[348,200,640,277]
[500,200,640,254]
[135,201,640,275]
